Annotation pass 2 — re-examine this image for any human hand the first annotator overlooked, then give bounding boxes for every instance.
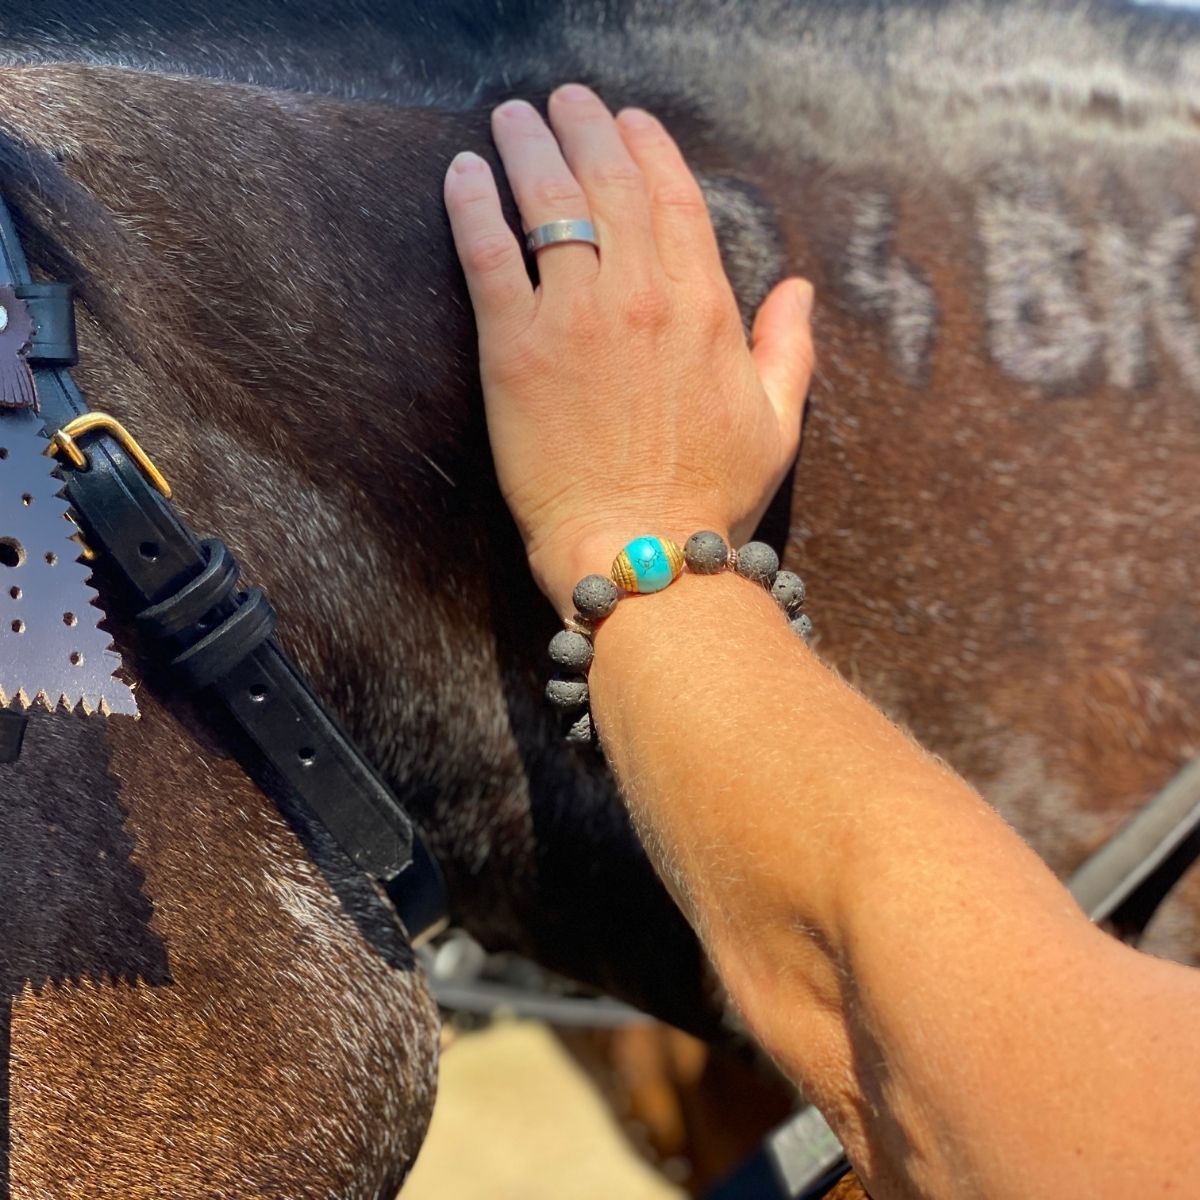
[443,83,814,617]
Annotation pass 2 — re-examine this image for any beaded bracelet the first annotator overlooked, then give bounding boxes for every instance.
[545,531,812,748]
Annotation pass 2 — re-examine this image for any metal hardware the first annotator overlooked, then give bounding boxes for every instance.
[64,510,97,562]
[0,407,137,716]
[47,412,173,499]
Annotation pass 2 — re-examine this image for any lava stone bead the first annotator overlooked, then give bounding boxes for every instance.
[565,710,594,745]
[735,541,780,586]
[545,675,589,710]
[684,530,729,574]
[549,629,594,672]
[572,574,620,620]
[771,570,807,614]
[790,613,814,641]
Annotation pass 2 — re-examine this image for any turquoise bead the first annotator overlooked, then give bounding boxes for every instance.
[611,536,684,594]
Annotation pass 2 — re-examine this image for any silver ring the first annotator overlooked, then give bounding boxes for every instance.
[525,219,599,253]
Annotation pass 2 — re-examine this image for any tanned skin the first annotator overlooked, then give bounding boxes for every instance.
[443,84,1200,1200]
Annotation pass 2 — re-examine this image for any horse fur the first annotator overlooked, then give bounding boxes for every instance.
[1,1,1199,1194]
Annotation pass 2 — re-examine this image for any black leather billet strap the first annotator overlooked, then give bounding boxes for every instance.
[0,190,447,938]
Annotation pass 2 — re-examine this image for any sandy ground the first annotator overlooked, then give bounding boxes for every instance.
[402,1020,685,1199]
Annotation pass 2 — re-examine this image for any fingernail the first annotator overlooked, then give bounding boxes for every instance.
[555,83,593,103]
[794,279,814,319]
[618,108,655,129]
[451,151,486,174]
[494,98,536,121]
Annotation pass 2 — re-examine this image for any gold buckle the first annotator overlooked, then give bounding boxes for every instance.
[46,412,173,500]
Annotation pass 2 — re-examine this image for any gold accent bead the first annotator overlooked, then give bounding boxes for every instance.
[611,550,637,592]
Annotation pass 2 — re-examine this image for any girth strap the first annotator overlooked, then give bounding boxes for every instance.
[0,190,447,941]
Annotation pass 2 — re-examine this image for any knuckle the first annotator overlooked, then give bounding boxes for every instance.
[529,175,586,211]
[622,283,671,334]
[464,232,519,276]
[651,180,708,215]
[700,289,740,335]
[487,328,547,383]
[586,161,643,193]
[795,342,817,390]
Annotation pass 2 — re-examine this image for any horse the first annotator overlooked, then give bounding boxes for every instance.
[1,0,1198,1195]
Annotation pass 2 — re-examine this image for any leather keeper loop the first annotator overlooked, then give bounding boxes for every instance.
[170,587,278,692]
[16,282,78,365]
[136,538,240,639]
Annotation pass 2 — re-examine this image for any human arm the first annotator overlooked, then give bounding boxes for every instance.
[442,84,1200,1198]
[590,569,1200,1198]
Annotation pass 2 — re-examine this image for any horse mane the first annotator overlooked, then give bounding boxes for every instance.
[0,126,193,386]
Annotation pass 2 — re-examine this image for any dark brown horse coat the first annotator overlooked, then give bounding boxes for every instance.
[1,0,1198,1195]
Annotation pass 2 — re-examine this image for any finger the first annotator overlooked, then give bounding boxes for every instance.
[547,84,659,280]
[444,151,536,336]
[751,279,815,456]
[616,108,723,283]
[490,98,600,290]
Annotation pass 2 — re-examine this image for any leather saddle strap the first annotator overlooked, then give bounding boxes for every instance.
[0,190,447,940]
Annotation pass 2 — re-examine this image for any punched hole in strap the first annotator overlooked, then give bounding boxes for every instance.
[136,538,239,639]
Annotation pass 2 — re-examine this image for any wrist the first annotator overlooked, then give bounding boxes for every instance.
[530,522,733,619]
[538,526,813,752]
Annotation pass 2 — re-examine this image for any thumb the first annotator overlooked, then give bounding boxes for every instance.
[750,277,815,448]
